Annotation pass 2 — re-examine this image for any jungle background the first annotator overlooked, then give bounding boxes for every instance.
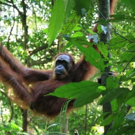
[0,0,135,135]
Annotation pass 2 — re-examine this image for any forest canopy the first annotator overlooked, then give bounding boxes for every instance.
[0,0,135,135]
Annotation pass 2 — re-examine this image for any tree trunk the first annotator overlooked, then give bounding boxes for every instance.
[21,0,29,132]
[85,105,88,135]
[98,0,112,134]
[22,109,28,132]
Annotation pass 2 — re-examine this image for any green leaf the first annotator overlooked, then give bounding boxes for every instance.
[117,86,135,107]
[49,81,100,99]
[120,51,135,62]
[110,14,134,22]
[65,0,75,18]
[101,113,117,126]
[74,89,101,107]
[99,88,129,105]
[74,0,90,15]
[111,99,118,112]
[48,0,65,44]
[71,32,84,38]
[98,42,108,59]
[73,25,81,31]
[48,0,75,44]
[49,81,103,107]
[106,76,119,89]
[98,86,106,91]
[10,123,19,131]
[62,12,80,34]
[109,36,130,49]
[110,111,126,130]
[123,0,135,13]
[66,38,105,70]
[125,128,135,134]
[126,97,135,107]
[114,126,131,135]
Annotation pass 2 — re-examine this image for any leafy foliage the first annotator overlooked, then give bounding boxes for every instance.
[0,0,135,134]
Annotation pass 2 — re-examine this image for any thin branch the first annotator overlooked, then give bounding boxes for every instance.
[0,0,22,15]
[32,4,37,30]
[29,44,49,56]
[121,49,135,52]
[122,55,135,73]
[5,0,12,3]
[0,1,12,7]
[7,8,16,50]
[111,25,135,44]
[15,21,19,42]
[8,99,14,122]
[29,58,53,67]
[10,0,22,16]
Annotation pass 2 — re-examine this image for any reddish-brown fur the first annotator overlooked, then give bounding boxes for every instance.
[0,0,116,118]
[110,0,117,15]
[0,45,97,118]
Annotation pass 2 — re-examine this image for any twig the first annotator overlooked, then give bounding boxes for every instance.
[122,55,135,73]
[29,44,49,56]
[110,25,135,44]
[121,49,135,52]
[0,1,12,7]
[10,0,22,16]
[7,8,16,50]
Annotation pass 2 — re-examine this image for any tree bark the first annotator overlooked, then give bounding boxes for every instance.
[22,109,28,132]
[85,105,88,135]
[98,0,112,134]
[21,0,29,132]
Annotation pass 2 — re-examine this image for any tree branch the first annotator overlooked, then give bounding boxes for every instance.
[29,58,53,67]
[7,8,16,50]
[10,0,22,16]
[122,55,135,73]
[0,1,12,7]
[0,0,22,15]
[29,44,49,56]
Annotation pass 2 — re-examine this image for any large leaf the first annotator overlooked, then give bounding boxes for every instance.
[106,76,119,90]
[65,0,75,18]
[49,81,103,107]
[49,81,99,98]
[110,111,126,130]
[66,38,105,70]
[98,42,108,59]
[107,112,127,135]
[74,89,101,107]
[48,0,75,44]
[48,0,65,44]
[62,13,80,34]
